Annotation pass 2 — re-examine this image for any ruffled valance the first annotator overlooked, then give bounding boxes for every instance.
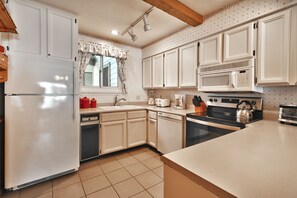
[78,40,128,60]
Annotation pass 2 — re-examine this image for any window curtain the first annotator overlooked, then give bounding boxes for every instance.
[78,40,128,93]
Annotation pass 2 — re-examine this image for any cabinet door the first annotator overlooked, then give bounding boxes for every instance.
[290,6,297,85]
[224,23,254,62]
[179,43,197,87]
[199,34,222,67]
[47,9,77,61]
[127,118,146,148]
[7,0,46,55]
[148,118,157,148]
[142,58,152,88]
[101,120,126,154]
[257,10,291,85]
[152,54,164,88]
[164,49,178,87]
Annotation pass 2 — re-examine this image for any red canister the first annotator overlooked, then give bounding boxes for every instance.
[81,97,90,109]
[80,98,83,108]
[90,98,97,108]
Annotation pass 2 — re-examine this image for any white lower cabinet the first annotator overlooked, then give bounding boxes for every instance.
[147,111,157,148]
[127,118,147,147]
[100,112,127,154]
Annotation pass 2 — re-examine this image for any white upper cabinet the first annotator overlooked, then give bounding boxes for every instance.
[290,6,297,85]
[152,54,164,88]
[47,9,77,61]
[179,42,198,87]
[7,0,46,55]
[142,58,152,88]
[224,23,254,62]
[257,9,291,85]
[164,49,178,88]
[199,34,222,67]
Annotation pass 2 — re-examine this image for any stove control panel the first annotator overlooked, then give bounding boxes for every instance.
[207,96,262,110]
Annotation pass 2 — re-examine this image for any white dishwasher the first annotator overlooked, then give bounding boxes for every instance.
[157,112,183,154]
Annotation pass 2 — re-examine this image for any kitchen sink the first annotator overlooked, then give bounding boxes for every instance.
[99,105,143,110]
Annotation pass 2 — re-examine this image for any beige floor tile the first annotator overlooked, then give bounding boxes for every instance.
[53,182,85,198]
[113,152,131,160]
[113,178,144,198]
[19,180,52,198]
[81,174,111,195]
[80,160,99,170]
[147,182,164,198]
[35,192,52,198]
[130,191,153,198]
[117,155,139,167]
[145,150,160,158]
[152,166,164,179]
[96,156,116,165]
[3,191,20,198]
[79,165,104,181]
[135,171,162,189]
[53,173,80,190]
[133,152,153,161]
[105,168,132,185]
[99,160,123,173]
[87,186,119,198]
[128,147,149,155]
[142,157,163,170]
[125,162,150,177]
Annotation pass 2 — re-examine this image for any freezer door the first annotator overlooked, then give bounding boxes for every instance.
[5,53,77,95]
[5,95,79,189]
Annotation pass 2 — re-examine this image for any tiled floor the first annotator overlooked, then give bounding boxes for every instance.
[3,146,164,198]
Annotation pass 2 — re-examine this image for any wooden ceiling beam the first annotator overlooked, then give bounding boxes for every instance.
[143,0,203,27]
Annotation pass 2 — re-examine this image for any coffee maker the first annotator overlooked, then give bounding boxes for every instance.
[173,94,186,110]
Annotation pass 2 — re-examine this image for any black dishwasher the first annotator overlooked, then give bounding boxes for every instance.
[80,113,100,161]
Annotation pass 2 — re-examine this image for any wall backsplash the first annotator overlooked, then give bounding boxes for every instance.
[79,34,148,103]
[144,0,297,112]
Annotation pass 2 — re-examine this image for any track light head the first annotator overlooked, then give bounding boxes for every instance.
[143,14,151,31]
[127,29,137,42]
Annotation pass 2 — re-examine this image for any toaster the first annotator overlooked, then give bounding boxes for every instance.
[279,104,297,125]
[155,98,170,107]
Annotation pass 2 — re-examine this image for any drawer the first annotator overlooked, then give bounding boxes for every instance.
[148,111,157,119]
[101,112,126,122]
[128,110,147,119]
[0,54,8,70]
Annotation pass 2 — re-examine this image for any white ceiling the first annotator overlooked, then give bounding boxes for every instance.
[35,0,237,48]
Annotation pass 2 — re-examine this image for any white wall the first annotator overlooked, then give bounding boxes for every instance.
[79,34,147,103]
[142,0,297,111]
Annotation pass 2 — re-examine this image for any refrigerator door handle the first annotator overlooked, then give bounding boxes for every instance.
[73,67,76,120]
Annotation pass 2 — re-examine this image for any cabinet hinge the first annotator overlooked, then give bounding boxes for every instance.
[6,46,9,51]
[255,77,258,84]
[74,57,77,61]
[253,50,256,56]
[6,0,8,4]
[75,19,77,24]
[163,54,165,58]
[198,42,200,47]
[163,84,165,87]
[253,22,258,29]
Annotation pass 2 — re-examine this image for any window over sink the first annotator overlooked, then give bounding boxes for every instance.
[83,55,118,88]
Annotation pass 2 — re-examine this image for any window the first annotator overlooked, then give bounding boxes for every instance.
[83,55,118,88]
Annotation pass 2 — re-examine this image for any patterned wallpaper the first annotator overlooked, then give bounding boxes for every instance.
[143,0,297,111]
[79,34,148,103]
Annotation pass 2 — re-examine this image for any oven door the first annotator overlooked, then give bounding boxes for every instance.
[186,117,242,147]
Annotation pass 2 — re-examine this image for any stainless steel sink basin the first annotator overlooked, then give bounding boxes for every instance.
[99,105,143,110]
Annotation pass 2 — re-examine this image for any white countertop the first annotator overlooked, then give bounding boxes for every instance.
[80,106,195,116]
[162,120,297,198]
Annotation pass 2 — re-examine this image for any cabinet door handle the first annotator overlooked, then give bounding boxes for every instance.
[48,54,51,56]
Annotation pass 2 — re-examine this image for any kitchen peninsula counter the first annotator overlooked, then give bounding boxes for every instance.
[162,120,297,198]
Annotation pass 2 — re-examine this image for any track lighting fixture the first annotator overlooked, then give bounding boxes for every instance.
[143,14,151,31]
[121,7,154,42]
[127,28,137,42]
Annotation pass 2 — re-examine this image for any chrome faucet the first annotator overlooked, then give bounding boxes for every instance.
[114,95,126,106]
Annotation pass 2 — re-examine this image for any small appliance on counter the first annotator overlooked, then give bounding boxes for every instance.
[155,98,170,107]
[148,98,155,106]
[173,94,186,110]
[279,104,297,125]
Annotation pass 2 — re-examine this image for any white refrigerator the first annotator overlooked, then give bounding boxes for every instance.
[4,54,80,190]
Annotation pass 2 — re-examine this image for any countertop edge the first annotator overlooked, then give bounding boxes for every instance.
[161,155,236,198]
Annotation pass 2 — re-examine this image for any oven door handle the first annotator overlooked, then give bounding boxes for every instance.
[80,121,99,126]
[186,117,241,131]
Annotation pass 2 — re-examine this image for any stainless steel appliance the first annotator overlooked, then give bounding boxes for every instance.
[279,105,297,125]
[186,96,263,147]
[158,112,183,154]
[80,114,100,161]
[173,94,186,110]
